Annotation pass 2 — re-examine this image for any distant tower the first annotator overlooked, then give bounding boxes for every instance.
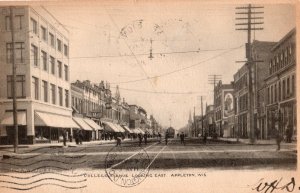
[115,85,121,103]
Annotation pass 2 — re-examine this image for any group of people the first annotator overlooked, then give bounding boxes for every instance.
[138,133,149,146]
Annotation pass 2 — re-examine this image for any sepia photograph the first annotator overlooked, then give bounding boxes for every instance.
[0,0,298,192]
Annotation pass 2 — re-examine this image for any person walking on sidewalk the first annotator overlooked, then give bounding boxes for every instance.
[275,128,283,151]
[62,129,67,146]
[116,133,122,146]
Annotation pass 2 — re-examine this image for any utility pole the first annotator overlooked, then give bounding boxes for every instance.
[208,75,221,135]
[10,6,18,153]
[193,106,196,137]
[235,4,264,144]
[201,96,204,136]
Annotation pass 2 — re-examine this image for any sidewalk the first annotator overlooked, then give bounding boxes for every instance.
[217,137,297,146]
[0,138,134,151]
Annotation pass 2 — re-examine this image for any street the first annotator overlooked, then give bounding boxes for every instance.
[0,138,296,172]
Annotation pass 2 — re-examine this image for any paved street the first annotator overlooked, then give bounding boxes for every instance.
[0,138,296,173]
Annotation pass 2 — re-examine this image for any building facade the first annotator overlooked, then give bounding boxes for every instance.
[214,81,234,137]
[234,40,278,139]
[0,6,75,144]
[265,28,296,139]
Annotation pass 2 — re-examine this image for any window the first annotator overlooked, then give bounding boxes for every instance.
[6,42,25,63]
[278,81,281,101]
[64,44,68,56]
[57,60,62,78]
[32,76,39,100]
[274,83,277,102]
[49,33,55,47]
[284,49,288,65]
[50,84,56,105]
[57,39,62,52]
[292,75,295,96]
[42,80,48,102]
[15,15,24,30]
[7,75,26,98]
[30,18,37,34]
[41,51,47,71]
[65,89,69,108]
[58,87,63,106]
[270,85,273,104]
[41,26,47,41]
[31,44,38,66]
[5,15,24,31]
[287,77,290,96]
[50,56,55,75]
[282,79,286,99]
[5,16,10,30]
[64,65,69,81]
[267,87,270,104]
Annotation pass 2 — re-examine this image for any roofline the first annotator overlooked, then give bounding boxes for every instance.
[271,27,296,51]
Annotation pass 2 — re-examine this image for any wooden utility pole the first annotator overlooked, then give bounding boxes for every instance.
[193,106,196,137]
[201,96,204,136]
[235,4,264,144]
[10,6,18,153]
[208,75,221,135]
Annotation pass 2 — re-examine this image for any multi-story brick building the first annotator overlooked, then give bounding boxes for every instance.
[234,40,278,139]
[265,28,296,139]
[0,6,78,144]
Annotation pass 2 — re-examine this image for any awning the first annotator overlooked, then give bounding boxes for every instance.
[137,128,145,134]
[103,121,120,132]
[83,118,103,130]
[73,117,93,131]
[114,124,125,133]
[35,112,79,128]
[122,126,133,133]
[131,128,139,134]
[0,112,27,126]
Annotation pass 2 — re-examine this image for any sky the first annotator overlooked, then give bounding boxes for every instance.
[43,1,295,129]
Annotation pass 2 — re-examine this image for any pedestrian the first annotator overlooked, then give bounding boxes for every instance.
[138,133,143,146]
[165,131,169,145]
[74,130,79,145]
[79,130,83,145]
[180,132,185,145]
[275,128,282,151]
[62,129,67,146]
[158,132,162,144]
[203,132,207,144]
[116,133,122,146]
[144,133,148,145]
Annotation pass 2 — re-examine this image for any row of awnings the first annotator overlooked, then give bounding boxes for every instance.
[1,112,155,134]
[0,112,102,131]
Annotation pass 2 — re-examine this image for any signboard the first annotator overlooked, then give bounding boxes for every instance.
[223,92,234,118]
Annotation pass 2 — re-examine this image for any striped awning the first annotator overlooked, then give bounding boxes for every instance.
[0,112,27,126]
[103,121,121,132]
[35,112,79,128]
[83,118,103,130]
[73,117,93,131]
[122,126,133,133]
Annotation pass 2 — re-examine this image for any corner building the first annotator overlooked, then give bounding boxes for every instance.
[0,6,76,144]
